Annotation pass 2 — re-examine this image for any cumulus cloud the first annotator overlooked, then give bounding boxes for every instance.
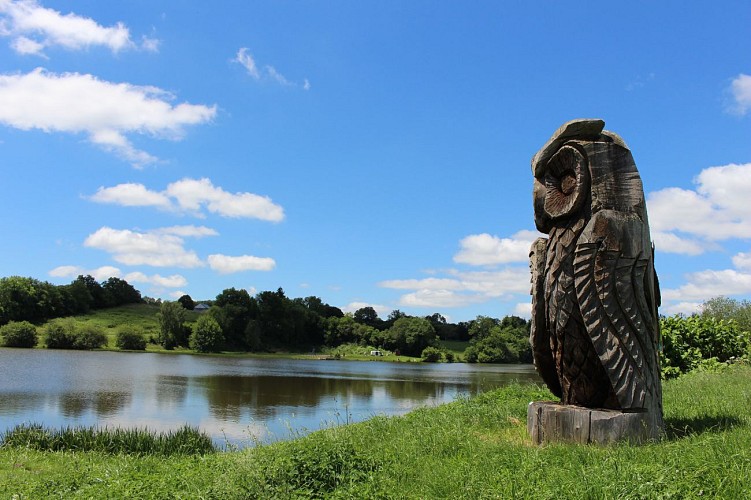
[49,264,120,281]
[728,73,751,115]
[0,0,158,56]
[647,163,751,249]
[48,264,186,288]
[123,271,187,288]
[453,230,539,266]
[0,68,216,166]
[380,267,531,309]
[732,251,751,271]
[89,182,172,208]
[662,269,751,302]
[90,178,285,221]
[84,226,210,268]
[233,47,309,90]
[207,254,276,274]
[341,302,390,318]
[513,302,532,318]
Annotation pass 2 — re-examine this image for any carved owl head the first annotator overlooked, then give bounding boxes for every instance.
[532,119,646,234]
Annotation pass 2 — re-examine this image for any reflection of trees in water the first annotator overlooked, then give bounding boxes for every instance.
[58,391,130,418]
[196,375,451,421]
[155,375,188,409]
[0,393,45,415]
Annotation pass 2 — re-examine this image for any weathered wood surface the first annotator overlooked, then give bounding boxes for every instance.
[528,401,661,445]
[528,119,664,443]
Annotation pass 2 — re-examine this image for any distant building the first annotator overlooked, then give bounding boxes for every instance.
[194,303,210,313]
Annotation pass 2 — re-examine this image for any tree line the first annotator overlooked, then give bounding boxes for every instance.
[0,275,141,325]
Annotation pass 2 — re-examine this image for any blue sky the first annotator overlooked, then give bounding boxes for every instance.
[0,1,749,322]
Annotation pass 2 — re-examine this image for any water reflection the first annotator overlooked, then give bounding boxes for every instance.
[0,348,539,448]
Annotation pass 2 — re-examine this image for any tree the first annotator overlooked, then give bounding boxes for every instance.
[0,321,38,348]
[386,317,438,357]
[74,275,108,309]
[157,301,187,349]
[354,306,383,329]
[0,276,63,324]
[212,288,257,348]
[701,296,751,333]
[102,277,141,306]
[191,315,224,353]
[178,294,196,310]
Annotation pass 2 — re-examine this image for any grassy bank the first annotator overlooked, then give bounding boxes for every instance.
[2,366,750,498]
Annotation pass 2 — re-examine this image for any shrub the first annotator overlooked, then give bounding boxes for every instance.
[0,320,38,348]
[43,320,106,350]
[44,319,77,349]
[421,346,444,362]
[74,324,107,350]
[190,315,224,353]
[116,325,147,350]
[660,315,750,378]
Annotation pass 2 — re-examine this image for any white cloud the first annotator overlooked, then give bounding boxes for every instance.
[661,301,703,316]
[234,47,260,79]
[380,267,531,309]
[453,230,539,266]
[728,74,751,115]
[341,302,390,318]
[732,251,751,271]
[0,0,158,56]
[647,163,751,245]
[49,264,120,281]
[84,226,207,268]
[90,179,284,221]
[48,264,185,288]
[123,271,187,288]
[153,225,218,238]
[90,182,171,208]
[166,178,284,221]
[207,254,276,274]
[513,302,532,319]
[662,269,751,302]
[0,68,216,166]
[651,231,708,256]
[233,47,309,90]
[398,289,487,308]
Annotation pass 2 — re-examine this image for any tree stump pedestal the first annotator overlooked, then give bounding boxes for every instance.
[528,401,662,445]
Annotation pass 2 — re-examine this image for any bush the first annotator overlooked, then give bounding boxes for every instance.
[190,315,224,353]
[660,315,750,378]
[44,319,77,349]
[0,320,38,348]
[74,324,107,350]
[421,346,444,362]
[116,325,147,350]
[43,320,106,350]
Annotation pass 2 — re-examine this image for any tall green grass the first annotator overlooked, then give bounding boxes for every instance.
[1,424,215,456]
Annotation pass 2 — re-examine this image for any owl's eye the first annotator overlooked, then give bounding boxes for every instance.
[543,145,589,219]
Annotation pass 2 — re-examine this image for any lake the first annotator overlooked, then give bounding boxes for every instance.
[0,348,540,448]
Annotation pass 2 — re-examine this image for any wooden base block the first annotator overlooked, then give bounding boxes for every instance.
[527,401,662,445]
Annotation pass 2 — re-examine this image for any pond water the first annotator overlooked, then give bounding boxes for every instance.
[0,348,540,448]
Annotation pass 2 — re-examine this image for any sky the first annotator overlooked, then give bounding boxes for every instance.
[0,0,749,323]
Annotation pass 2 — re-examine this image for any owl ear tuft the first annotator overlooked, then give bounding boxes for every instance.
[532,118,604,178]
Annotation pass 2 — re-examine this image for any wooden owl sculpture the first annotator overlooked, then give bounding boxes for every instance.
[529,119,663,422]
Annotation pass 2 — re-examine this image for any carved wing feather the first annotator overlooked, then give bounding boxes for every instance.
[574,242,659,409]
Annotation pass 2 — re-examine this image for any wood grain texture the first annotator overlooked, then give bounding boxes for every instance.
[529,119,663,432]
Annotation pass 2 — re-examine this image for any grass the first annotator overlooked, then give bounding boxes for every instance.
[440,339,469,361]
[2,365,750,497]
[1,424,215,456]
